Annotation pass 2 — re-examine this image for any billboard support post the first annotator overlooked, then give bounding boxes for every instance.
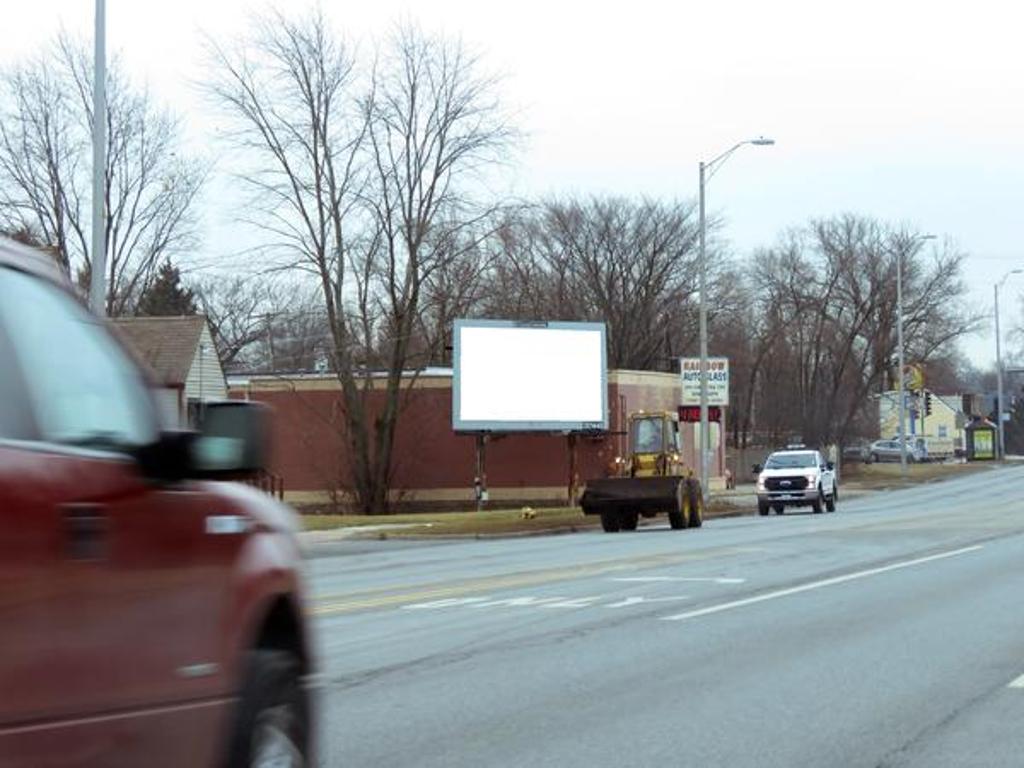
[474,434,488,512]
[567,433,578,506]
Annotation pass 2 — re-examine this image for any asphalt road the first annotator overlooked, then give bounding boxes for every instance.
[306,466,1024,767]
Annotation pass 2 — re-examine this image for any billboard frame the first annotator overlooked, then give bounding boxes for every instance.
[452,318,608,433]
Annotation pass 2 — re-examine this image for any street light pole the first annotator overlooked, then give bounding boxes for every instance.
[994,269,1022,459]
[88,0,107,315]
[698,160,708,503]
[697,137,774,504]
[896,247,907,479]
[896,233,935,479]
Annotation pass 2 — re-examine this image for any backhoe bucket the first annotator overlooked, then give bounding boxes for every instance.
[580,476,683,516]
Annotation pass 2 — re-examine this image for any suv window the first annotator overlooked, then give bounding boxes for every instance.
[0,268,157,451]
[0,312,35,440]
[764,452,816,469]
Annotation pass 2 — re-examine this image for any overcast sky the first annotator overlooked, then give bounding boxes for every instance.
[6,0,1024,366]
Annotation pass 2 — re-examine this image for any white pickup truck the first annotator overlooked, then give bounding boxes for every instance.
[755,447,838,516]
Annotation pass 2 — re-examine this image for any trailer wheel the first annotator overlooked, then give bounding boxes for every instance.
[600,510,621,533]
[620,511,639,531]
[669,482,689,530]
[686,479,703,528]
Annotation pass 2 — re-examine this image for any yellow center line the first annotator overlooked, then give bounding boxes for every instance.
[311,546,760,616]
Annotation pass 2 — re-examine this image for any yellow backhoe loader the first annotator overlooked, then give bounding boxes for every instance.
[580,410,704,533]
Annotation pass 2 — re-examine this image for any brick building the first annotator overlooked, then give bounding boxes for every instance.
[228,369,726,507]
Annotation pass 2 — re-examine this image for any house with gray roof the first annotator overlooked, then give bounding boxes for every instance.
[110,316,226,427]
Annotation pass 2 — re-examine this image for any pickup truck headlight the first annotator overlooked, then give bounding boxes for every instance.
[805,473,818,485]
[756,476,766,491]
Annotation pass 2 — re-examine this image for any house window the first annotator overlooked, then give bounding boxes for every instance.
[938,425,948,438]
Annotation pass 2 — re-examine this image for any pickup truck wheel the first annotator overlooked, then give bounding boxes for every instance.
[758,501,770,516]
[812,488,824,513]
[228,650,309,768]
[686,479,703,528]
[620,511,639,531]
[773,504,784,515]
[600,510,621,532]
[825,489,837,512]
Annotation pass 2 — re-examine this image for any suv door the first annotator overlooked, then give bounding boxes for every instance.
[0,267,238,767]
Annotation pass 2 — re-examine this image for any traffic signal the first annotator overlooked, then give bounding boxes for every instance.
[925,392,932,416]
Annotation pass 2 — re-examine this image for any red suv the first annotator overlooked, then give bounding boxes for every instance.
[0,238,313,767]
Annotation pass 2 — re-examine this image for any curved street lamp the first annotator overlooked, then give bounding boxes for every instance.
[697,137,774,503]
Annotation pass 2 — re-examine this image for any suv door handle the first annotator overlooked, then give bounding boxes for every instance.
[62,505,108,561]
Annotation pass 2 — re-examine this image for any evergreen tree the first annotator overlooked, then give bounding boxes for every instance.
[136,261,197,316]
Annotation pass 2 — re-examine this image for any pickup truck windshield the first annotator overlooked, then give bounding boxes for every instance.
[765,452,817,469]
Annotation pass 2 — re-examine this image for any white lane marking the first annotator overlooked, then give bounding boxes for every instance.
[403,597,493,610]
[606,596,690,608]
[661,545,983,622]
[474,596,569,608]
[611,576,746,584]
[542,596,607,608]
[1008,673,1024,689]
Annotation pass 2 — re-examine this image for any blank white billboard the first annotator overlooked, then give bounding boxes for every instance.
[452,320,608,432]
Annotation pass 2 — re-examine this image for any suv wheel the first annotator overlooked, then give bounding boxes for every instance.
[228,650,309,768]
[870,453,879,463]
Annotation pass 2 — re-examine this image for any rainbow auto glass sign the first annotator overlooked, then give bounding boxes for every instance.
[680,357,729,406]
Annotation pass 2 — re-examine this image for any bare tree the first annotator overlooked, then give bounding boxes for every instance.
[479,197,732,371]
[743,215,980,446]
[206,12,514,512]
[353,22,515,512]
[196,276,327,371]
[0,35,205,314]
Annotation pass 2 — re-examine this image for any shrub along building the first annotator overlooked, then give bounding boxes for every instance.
[227,369,728,509]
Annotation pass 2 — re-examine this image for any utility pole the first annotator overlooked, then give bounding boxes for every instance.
[994,269,1022,458]
[88,0,107,315]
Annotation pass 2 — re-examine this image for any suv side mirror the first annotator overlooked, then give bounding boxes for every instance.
[752,463,762,474]
[192,401,271,476]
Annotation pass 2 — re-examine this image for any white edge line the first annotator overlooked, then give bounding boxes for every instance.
[661,545,984,622]
[1008,673,1024,689]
